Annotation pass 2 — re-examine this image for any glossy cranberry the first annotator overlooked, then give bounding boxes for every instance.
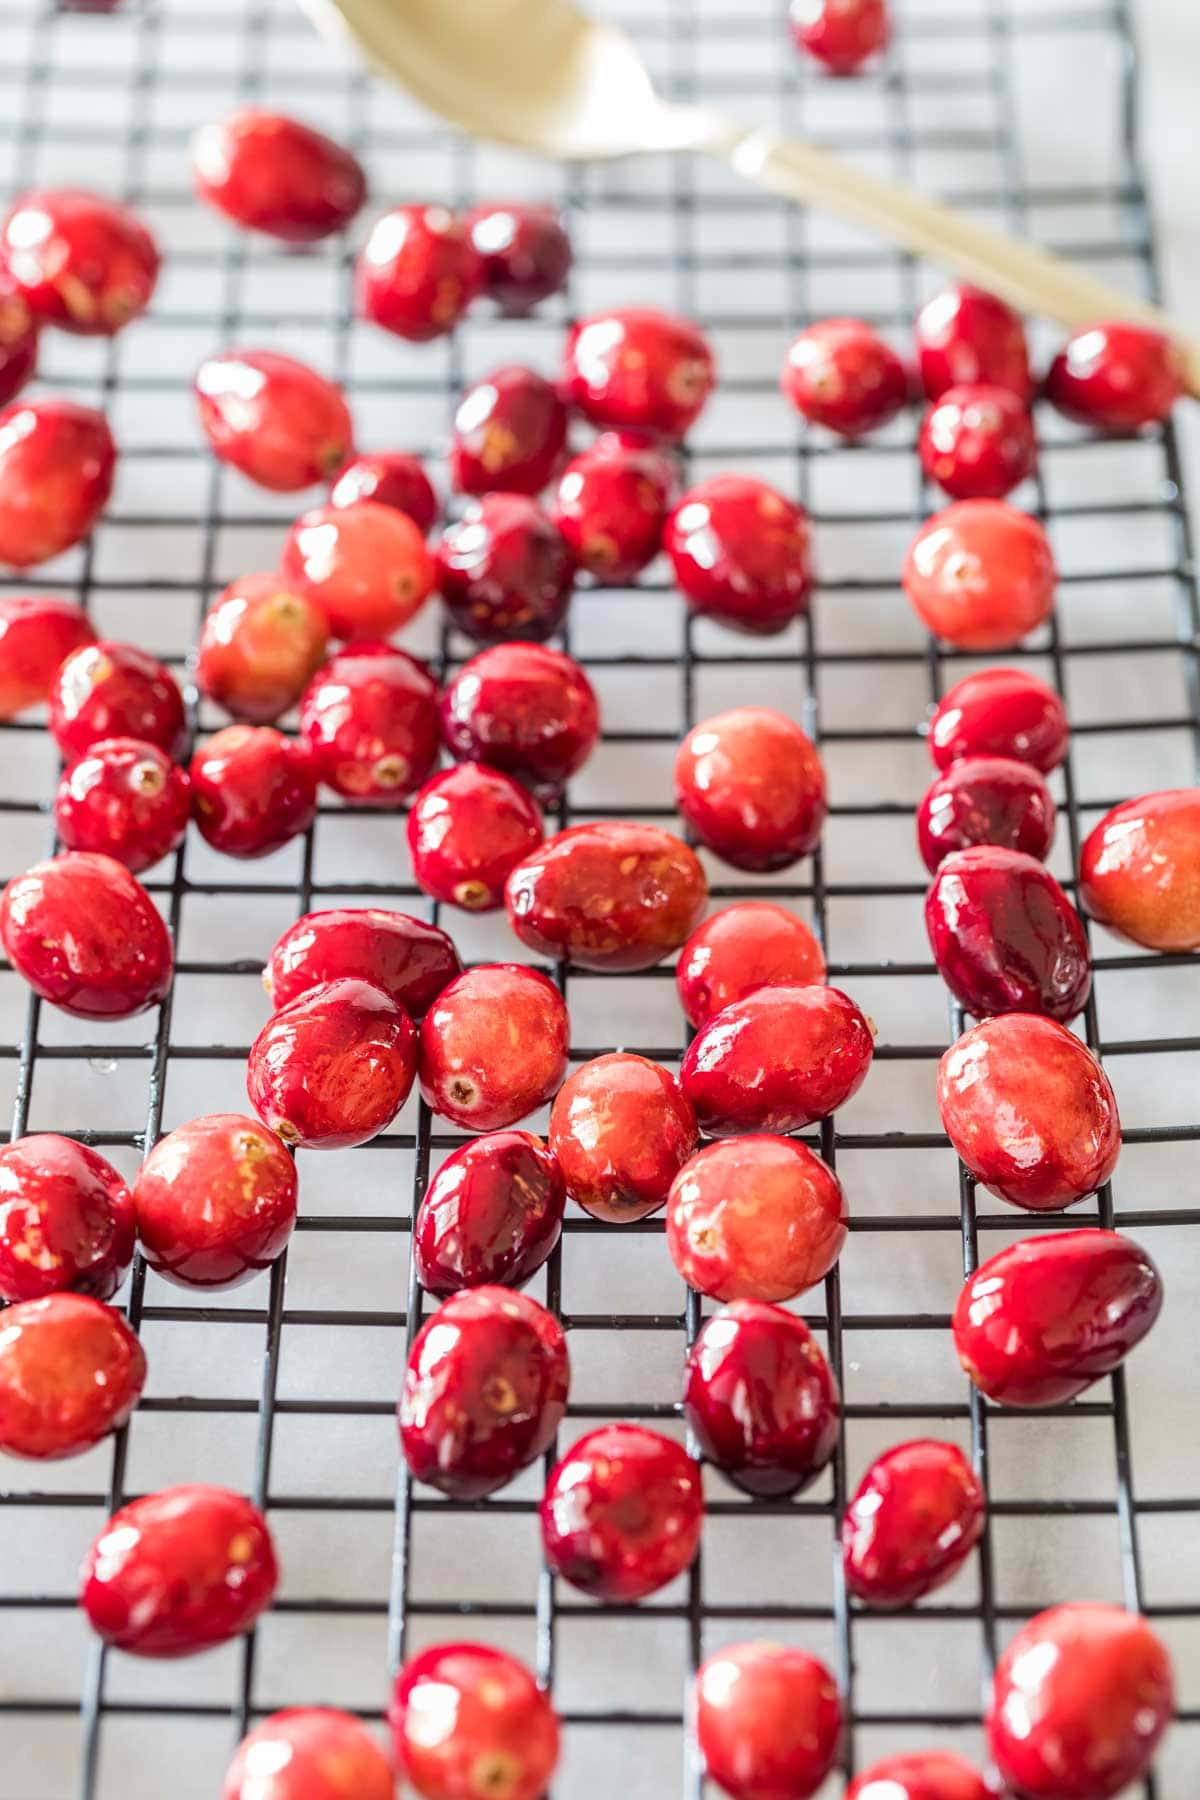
[223,1709,393,1800]
[329,450,439,534]
[928,667,1068,774]
[356,205,481,341]
[133,1113,297,1289]
[562,307,716,439]
[55,737,190,873]
[681,984,873,1136]
[782,317,908,437]
[194,350,353,492]
[939,1015,1119,1211]
[916,284,1034,403]
[265,907,461,1018]
[1045,322,1183,432]
[399,1286,568,1499]
[247,977,416,1150]
[541,1424,702,1601]
[953,1228,1162,1407]
[683,1299,838,1498]
[904,501,1056,649]
[299,642,440,805]
[0,398,116,567]
[191,726,317,859]
[842,1439,984,1608]
[553,433,675,584]
[789,0,890,72]
[407,763,544,912]
[1,851,172,1018]
[847,1751,994,1800]
[675,707,826,870]
[467,201,572,315]
[548,1053,697,1223]
[926,846,1091,1022]
[281,499,435,642]
[988,1602,1173,1799]
[80,1484,277,1657]
[664,475,814,635]
[390,1643,560,1800]
[192,109,366,244]
[49,639,186,761]
[917,756,1056,873]
[506,820,706,972]
[694,1642,841,1800]
[919,383,1037,500]
[415,1131,564,1295]
[676,903,826,1029]
[418,964,569,1131]
[1,188,159,334]
[1080,788,1200,951]
[0,273,37,407]
[436,493,575,644]
[0,1134,134,1302]
[440,642,599,798]
[0,1293,144,1461]
[0,594,93,718]
[449,365,568,499]
[197,572,329,725]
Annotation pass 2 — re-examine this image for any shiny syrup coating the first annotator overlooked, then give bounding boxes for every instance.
[1,851,173,1019]
[55,737,191,873]
[676,902,826,1028]
[190,726,317,860]
[192,109,367,243]
[1045,321,1184,433]
[0,1293,145,1461]
[194,349,353,493]
[553,432,675,584]
[436,493,575,644]
[414,1130,564,1296]
[50,639,186,762]
[0,1134,134,1302]
[562,306,716,439]
[418,963,569,1131]
[406,762,545,912]
[846,1750,995,1800]
[842,1439,985,1608]
[928,665,1068,774]
[1079,787,1200,952]
[196,572,329,725]
[246,976,417,1150]
[222,1709,393,1800]
[329,450,438,533]
[680,983,874,1135]
[918,382,1037,501]
[280,499,435,641]
[133,1113,297,1290]
[904,500,1057,649]
[695,1640,842,1800]
[540,1424,703,1601]
[675,706,826,869]
[467,200,572,315]
[917,755,1056,873]
[782,316,909,437]
[265,907,461,1019]
[449,364,569,498]
[0,595,93,719]
[440,641,600,798]
[299,642,440,806]
[915,283,1033,402]
[548,1053,698,1223]
[664,475,814,635]
[0,187,159,334]
[925,845,1091,1022]
[356,204,481,341]
[0,398,117,568]
[390,1642,560,1800]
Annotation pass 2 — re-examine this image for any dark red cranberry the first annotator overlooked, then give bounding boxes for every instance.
[553,433,675,583]
[49,639,186,761]
[916,284,1034,403]
[675,706,826,869]
[299,642,440,805]
[1,851,172,1018]
[247,977,416,1150]
[904,501,1056,648]
[80,1484,277,1657]
[467,202,572,315]
[1080,787,1200,951]
[0,272,37,407]
[847,1751,994,1800]
[929,667,1068,773]
[192,109,366,244]
[953,1228,1162,1407]
[191,726,317,859]
[843,1439,984,1608]
[0,1134,134,1302]
[399,1286,568,1499]
[782,317,908,436]
[0,397,116,567]
[390,1643,560,1800]
[917,755,1056,873]
[407,763,544,913]
[281,499,435,641]
[55,738,189,875]
[0,594,93,718]
[440,641,599,798]
[418,964,569,1131]
[540,1424,702,1601]
[449,365,568,498]
[265,907,460,1019]
[789,0,890,72]
[223,1709,394,1800]
[1,188,159,334]
[919,383,1037,500]
[133,1113,297,1290]
[194,350,353,492]
[329,450,438,534]
[197,573,329,725]
[415,1131,564,1295]
[562,307,716,439]
[695,1641,842,1800]
[548,1053,697,1223]
[436,493,575,644]
[356,205,481,341]
[676,902,826,1029]
[664,475,814,634]
[683,1299,839,1498]
[0,1293,144,1461]
[1045,322,1184,432]
[681,984,873,1136]
[925,845,1091,1022]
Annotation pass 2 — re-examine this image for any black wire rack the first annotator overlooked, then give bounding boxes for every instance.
[0,0,1198,1796]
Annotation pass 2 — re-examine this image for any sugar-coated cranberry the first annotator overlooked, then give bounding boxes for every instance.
[441,641,599,799]
[694,1641,842,1800]
[928,666,1068,773]
[280,499,435,641]
[223,1709,393,1800]
[390,1643,560,1800]
[449,365,568,499]
[507,820,706,972]
[399,1286,568,1499]
[919,383,1037,500]
[55,737,191,872]
[194,350,353,492]
[789,0,890,72]
[80,1484,277,1657]
[415,1131,564,1295]
[675,706,826,870]
[192,109,366,244]
[683,1299,838,1498]
[356,205,481,341]
[1,851,172,1018]
[953,1228,1162,1408]
[247,977,416,1150]
[467,201,572,316]
[197,573,329,725]
[562,307,716,439]
[917,756,1056,873]
[664,475,814,635]
[847,1751,994,1800]
[938,1014,1119,1211]
[133,1113,297,1290]
[916,284,1034,403]
[437,493,575,644]
[1079,787,1200,951]
[989,1602,1173,1799]
[548,1053,697,1223]
[0,594,93,718]
[782,317,908,437]
[1,188,159,334]
[299,642,440,805]
[1045,322,1183,433]
[407,763,545,913]
[553,433,675,584]
[418,964,569,1131]
[843,1439,984,1608]
[541,1424,702,1601]
[0,1293,144,1461]
[0,1134,134,1302]
[904,501,1056,649]
[0,398,116,567]
[0,272,37,407]
[50,639,186,761]
[265,907,461,1019]
[676,902,826,1029]
[191,726,317,859]
[329,450,439,534]
[926,846,1091,1022]
[681,984,873,1136]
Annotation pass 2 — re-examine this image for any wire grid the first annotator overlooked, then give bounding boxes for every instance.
[0,0,1198,1796]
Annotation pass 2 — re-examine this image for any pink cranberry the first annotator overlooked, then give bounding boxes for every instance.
[390,1643,560,1800]
[782,317,908,436]
[280,499,435,641]
[356,205,481,341]
[415,1130,564,1295]
[196,573,329,725]
[0,273,37,408]
[1045,322,1183,433]
[548,1053,697,1223]
[194,350,353,492]
[553,433,675,584]
[299,642,440,805]
[191,726,317,859]
[562,307,716,439]
[843,1439,984,1608]
[329,450,438,534]
[904,501,1057,649]
[133,1113,297,1289]
[1080,787,1200,951]
[418,964,569,1131]
[675,707,826,870]
[50,639,185,761]
[0,1293,145,1461]
[223,1709,393,1800]
[467,201,572,315]
[540,1424,703,1601]
[789,0,890,72]
[664,475,814,634]
[1,851,172,1018]
[440,641,599,798]
[916,284,1034,403]
[192,109,366,244]
[265,907,461,1019]
[681,984,873,1136]
[449,365,568,498]
[928,667,1068,773]
[917,756,1056,873]
[676,902,826,1029]
[925,845,1091,1022]
[407,763,544,912]
[55,737,190,873]
[0,398,116,568]
[1,188,159,334]
[0,594,93,718]
[847,1751,994,1800]
[436,493,575,643]
[247,977,417,1150]
[694,1641,842,1800]
[919,383,1037,500]
[0,1134,134,1302]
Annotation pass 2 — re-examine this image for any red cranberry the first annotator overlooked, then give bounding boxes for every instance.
[553,433,675,584]
[223,1709,393,1800]
[449,365,568,499]
[299,642,440,805]
[904,501,1057,649]
[49,639,186,761]
[928,667,1068,774]
[843,1439,984,1608]
[399,1286,568,1499]
[0,594,93,718]
[415,1131,564,1295]
[265,907,461,1019]
[0,1293,144,1461]
[548,1052,697,1223]
[1,851,172,1018]
[280,499,435,641]
[247,977,416,1150]
[919,383,1037,500]
[0,398,116,567]
[191,726,317,859]
[0,1134,134,1302]
[664,475,814,635]
[197,573,329,725]
[1,188,159,334]
[916,284,1033,403]
[681,984,873,1136]
[694,1641,842,1800]
[1045,322,1183,433]
[917,756,1056,873]
[562,307,716,439]
[782,317,908,437]
[467,201,572,316]
[953,1227,1162,1407]
[676,902,826,1029]
[847,1751,993,1800]
[390,1643,559,1800]
[506,820,706,972]
[356,205,481,341]
[789,0,890,72]
[683,1299,839,1498]
[194,350,353,493]
[80,1484,277,1657]
[418,964,569,1131]
[55,737,191,873]
[675,707,826,870]
[440,641,599,798]
[926,846,1091,1022]
[0,272,37,407]
[192,109,366,244]
[436,493,575,644]
[541,1424,702,1601]
[1080,787,1200,951]
[407,763,544,913]
[329,450,438,534]
[133,1113,297,1290]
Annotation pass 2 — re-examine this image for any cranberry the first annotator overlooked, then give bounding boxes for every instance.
[80,1484,277,1657]
[133,1113,297,1289]
[789,0,890,73]
[928,667,1068,774]
[919,383,1037,500]
[223,1709,393,1800]
[0,1134,134,1302]
[356,205,481,341]
[190,725,317,859]
[953,1227,1162,1407]
[675,706,826,870]
[467,201,571,315]
[407,763,544,913]
[436,493,575,644]
[192,109,366,244]
[197,573,329,725]
[683,1299,838,1498]
[281,499,435,642]
[540,1424,702,1601]
[390,1643,559,1800]
[553,433,675,584]
[1,851,172,1019]
[418,963,569,1131]
[681,984,873,1136]
[0,594,93,718]
[329,450,438,534]
[415,1130,564,1295]
[842,1439,984,1608]
[782,317,908,437]
[0,272,37,407]
[299,642,440,805]
[0,398,116,568]
[916,284,1034,403]
[917,756,1056,873]
[194,350,353,492]
[506,820,707,972]
[562,307,716,439]
[926,845,1091,1022]
[988,1602,1172,1799]
[697,1647,842,1800]
[676,902,826,1029]
[664,475,814,635]
[847,1751,993,1800]
[1080,787,1200,951]
[1045,322,1183,432]
[441,642,598,799]
[55,737,191,873]
[49,639,186,761]
[548,1053,697,1223]
[399,1286,568,1498]
[449,365,568,499]
[247,977,416,1150]
[265,907,461,1019]
[0,1293,144,1461]
[1,188,159,334]
[904,501,1057,649]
